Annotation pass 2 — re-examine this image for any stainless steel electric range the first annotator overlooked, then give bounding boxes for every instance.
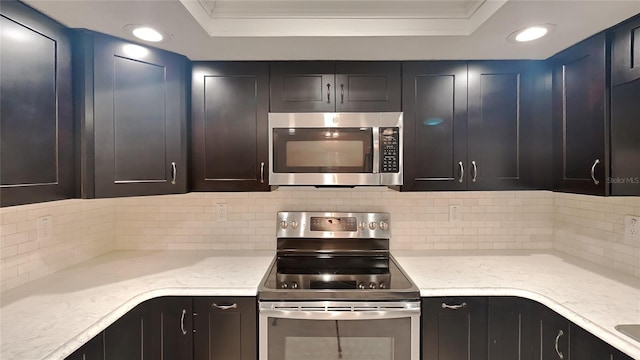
[258,211,420,360]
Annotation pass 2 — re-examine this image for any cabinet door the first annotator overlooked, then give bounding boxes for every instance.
[487,298,532,360]
[468,61,534,190]
[611,15,640,86]
[191,62,270,191]
[402,62,468,191]
[270,62,335,112]
[551,33,608,195]
[88,31,188,198]
[610,79,640,195]
[422,297,488,360]
[103,297,192,360]
[532,305,569,360]
[0,1,74,207]
[335,62,401,112]
[570,324,615,360]
[66,334,104,360]
[193,297,257,360]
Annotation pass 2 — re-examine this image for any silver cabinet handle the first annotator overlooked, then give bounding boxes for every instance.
[327,84,331,104]
[441,302,467,310]
[591,159,600,185]
[260,162,265,184]
[458,161,464,183]
[171,162,177,185]
[471,160,477,183]
[213,303,238,310]
[340,84,344,104]
[180,309,187,335]
[555,329,564,359]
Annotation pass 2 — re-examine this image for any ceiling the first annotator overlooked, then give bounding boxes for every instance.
[21,0,640,60]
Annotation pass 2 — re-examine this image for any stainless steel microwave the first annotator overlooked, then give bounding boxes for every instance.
[268,112,403,186]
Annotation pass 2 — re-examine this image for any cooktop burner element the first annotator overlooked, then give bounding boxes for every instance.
[258,211,420,301]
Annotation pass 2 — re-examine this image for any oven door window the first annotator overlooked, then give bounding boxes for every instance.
[267,317,411,360]
[273,128,373,173]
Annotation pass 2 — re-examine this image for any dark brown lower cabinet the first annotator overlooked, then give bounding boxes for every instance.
[422,297,488,360]
[424,297,633,360]
[193,297,257,360]
[66,334,104,360]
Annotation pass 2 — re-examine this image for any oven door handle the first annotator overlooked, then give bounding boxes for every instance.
[260,308,420,321]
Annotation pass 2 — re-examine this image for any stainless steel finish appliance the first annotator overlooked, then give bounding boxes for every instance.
[268,112,403,186]
[258,211,420,360]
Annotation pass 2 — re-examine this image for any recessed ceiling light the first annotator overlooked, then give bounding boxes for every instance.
[507,24,556,43]
[123,24,168,43]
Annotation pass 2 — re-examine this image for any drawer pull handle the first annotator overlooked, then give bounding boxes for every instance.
[340,84,344,104]
[180,309,187,335]
[213,303,238,310]
[591,159,600,185]
[441,302,467,310]
[171,162,177,185]
[555,329,564,359]
[458,161,464,183]
[260,162,265,184]
[471,160,477,183]
[327,84,331,104]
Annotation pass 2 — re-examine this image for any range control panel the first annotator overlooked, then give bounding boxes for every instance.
[380,127,400,173]
[277,211,390,239]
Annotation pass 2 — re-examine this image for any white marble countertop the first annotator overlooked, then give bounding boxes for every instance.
[394,251,640,359]
[1,250,639,360]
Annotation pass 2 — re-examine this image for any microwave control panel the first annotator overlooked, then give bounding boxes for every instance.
[380,127,400,173]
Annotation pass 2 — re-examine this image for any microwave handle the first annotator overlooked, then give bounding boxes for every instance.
[372,127,380,174]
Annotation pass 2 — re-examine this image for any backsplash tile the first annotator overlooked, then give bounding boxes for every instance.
[0,199,115,292]
[113,188,554,252]
[3,189,638,292]
[554,193,640,277]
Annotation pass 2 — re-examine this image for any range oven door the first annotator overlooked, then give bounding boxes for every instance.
[259,301,420,360]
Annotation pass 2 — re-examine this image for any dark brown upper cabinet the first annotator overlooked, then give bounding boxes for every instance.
[0,1,74,207]
[270,61,401,112]
[403,61,545,191]
[190,62,270,191]
[402,61,468,191]
[74,30,188,198]
[611,15,640,196]
[551,33,608,196]
[611,14,640,86]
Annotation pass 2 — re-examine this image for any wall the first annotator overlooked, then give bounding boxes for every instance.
[0,199,114,292]
[3,189,640,293]
[113,188,554,251]
[554,193,640,277]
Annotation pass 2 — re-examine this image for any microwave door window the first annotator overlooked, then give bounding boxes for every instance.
[273,128,373,173]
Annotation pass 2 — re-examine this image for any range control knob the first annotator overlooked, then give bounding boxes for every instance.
[359,222,366,230]
[291,220,299,229]
[279,221,288,229]
[369,282,377,289]
[290,281,298,289]
[358,282,366,290]
[369,222,377,230]
[281,282,288,289]
[379,221,388,230]
[379,282,386,289]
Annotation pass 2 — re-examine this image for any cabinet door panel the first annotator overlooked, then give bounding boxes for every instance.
[552,33,607,195]
[402,62,468,191]
[335,62,401,112]
[91,32,187,198]
[191,62,270,191]
[468,61,532,190]
[0,2,73,206]
[422,297,487,360]
[193,297,257,360]
[270,62,335,112]
[611,79,640,195]
[570,324,614,360]
[612,15,640,86]
[487,298,532,360]
[533,305,569,360]
[159,297,193,360]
